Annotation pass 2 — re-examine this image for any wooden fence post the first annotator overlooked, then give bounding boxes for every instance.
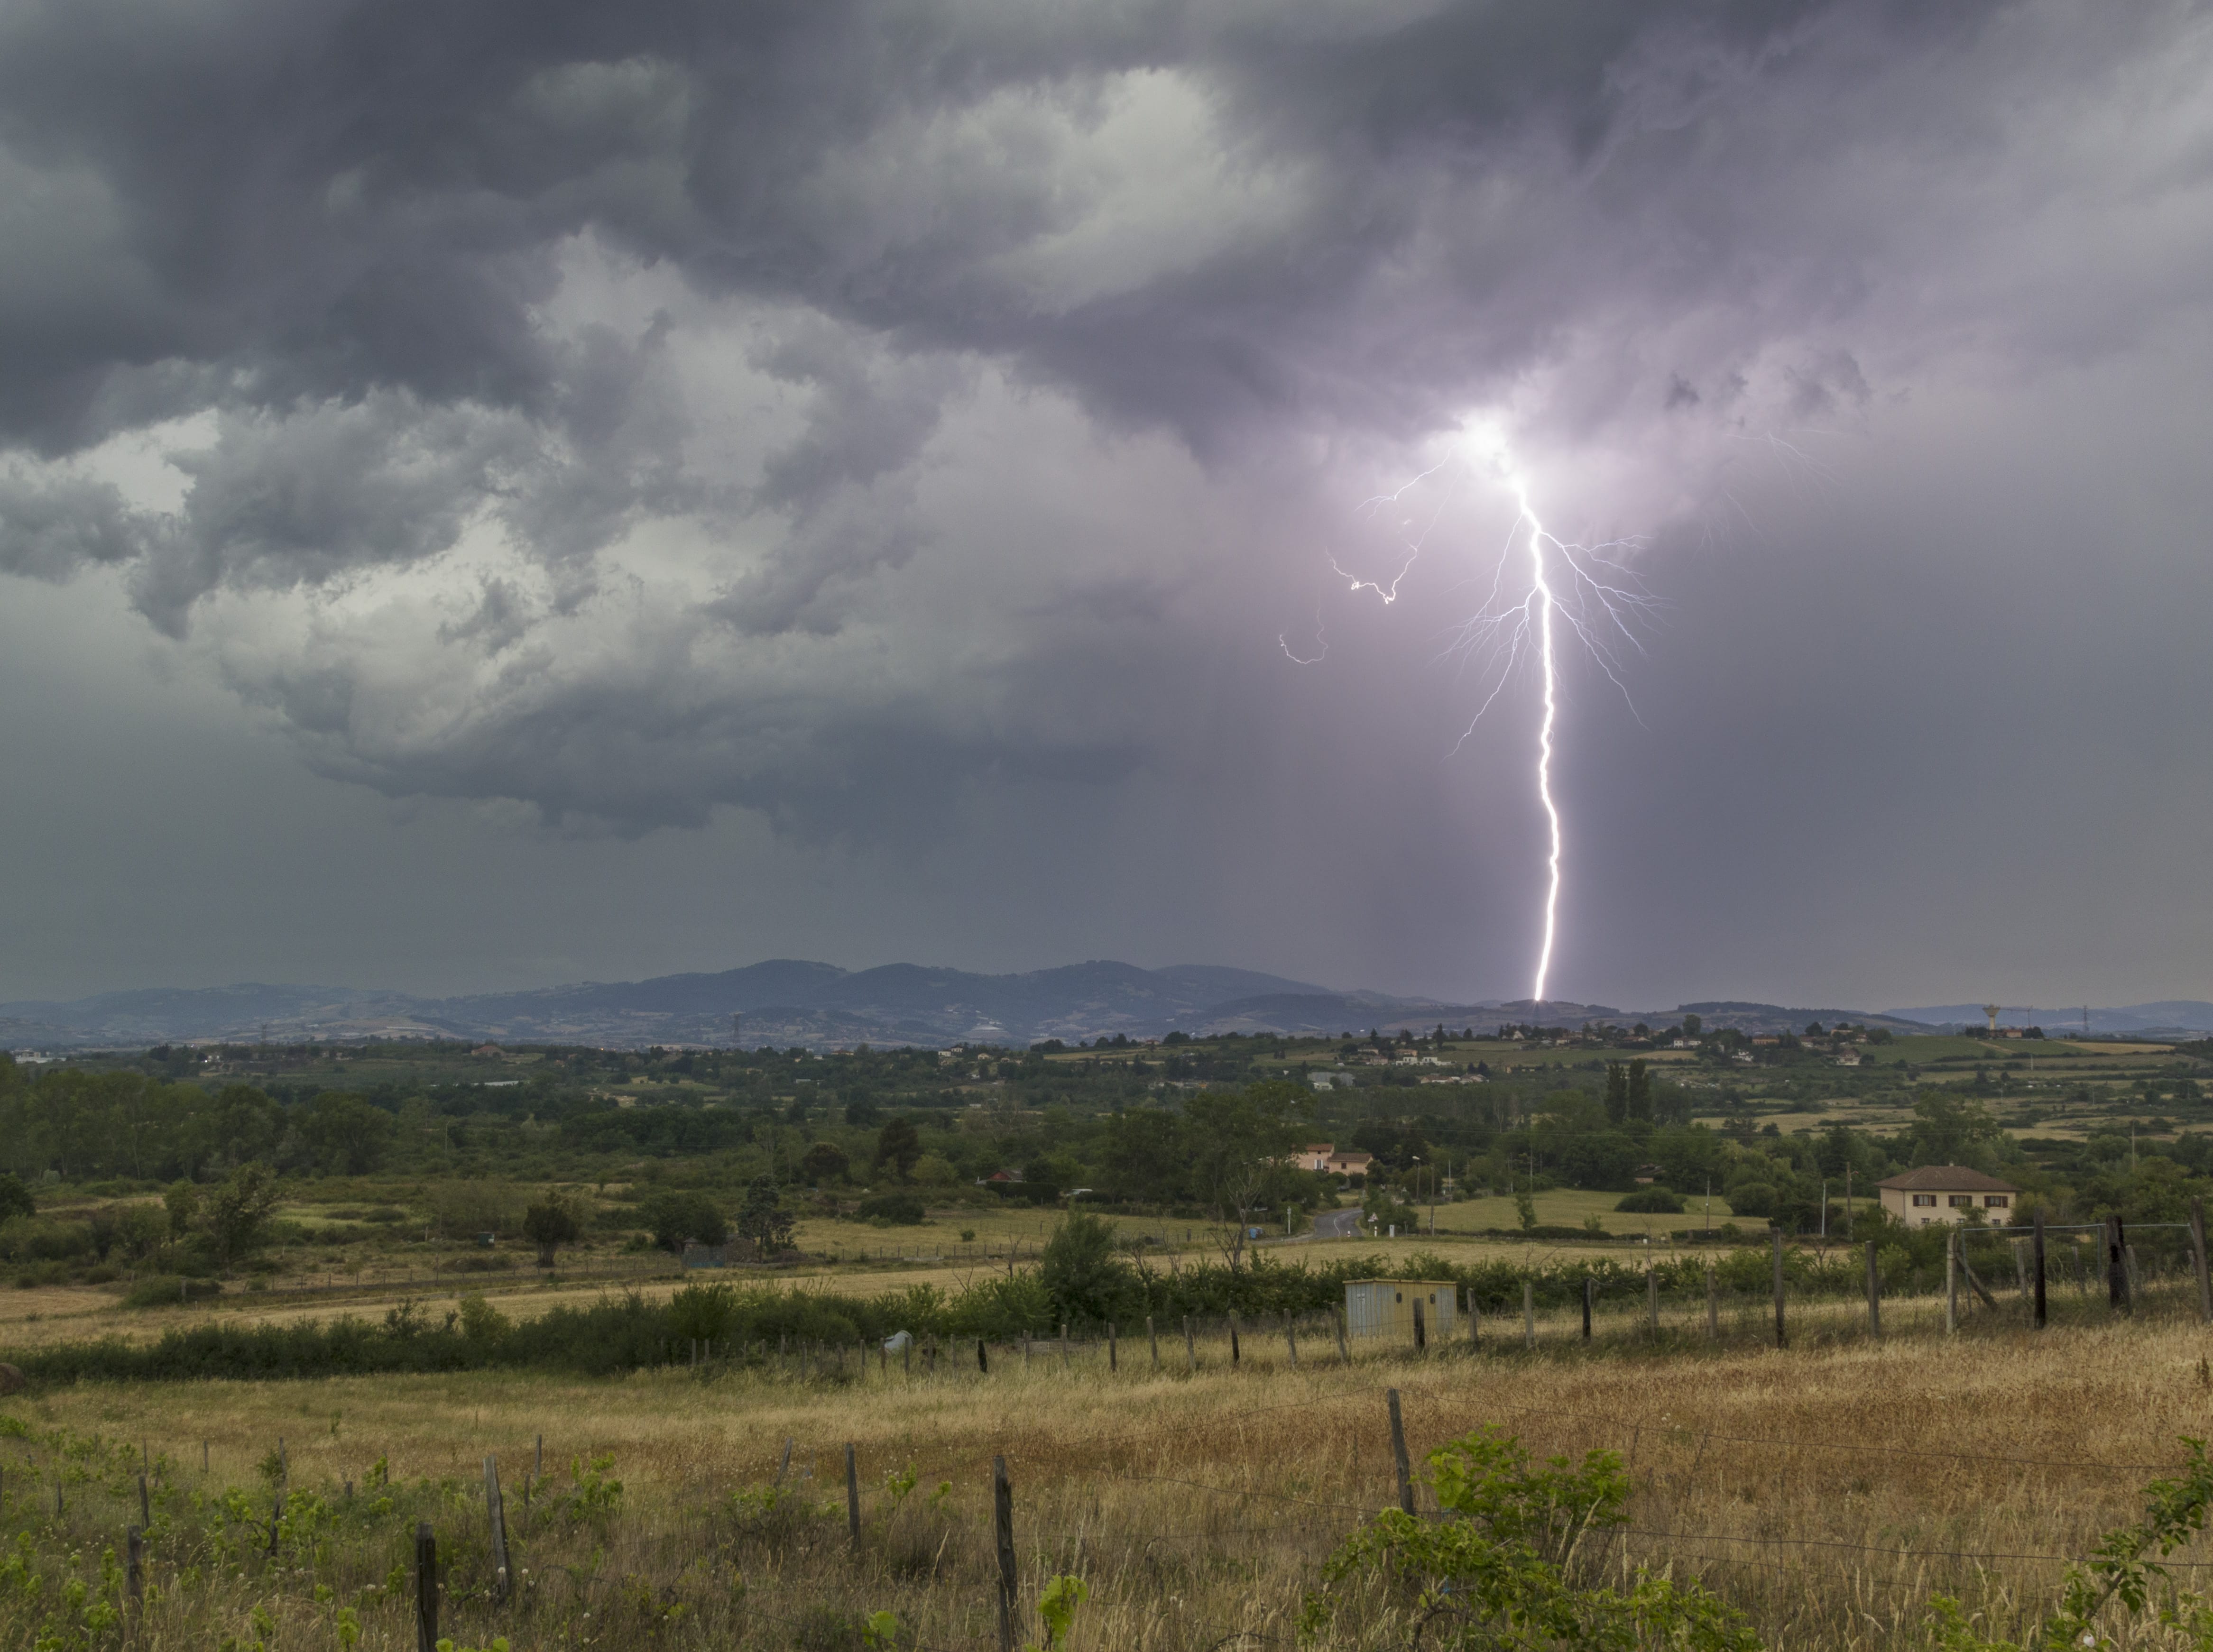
[977,1337,989,1374]
[126,1525,144,1607]
[1865,1240,1881,1340]
[2033,1210,2049,1330]
[1229,1312,1243,1366]
[2192,1199,2213,1323]
[1147,1316,1160,1372]
[483,1456,510,1604]
[1771,1230,1787,1349]
[1523,1278,1535,1349]
[414,1524,438,1652]
[138,1470,150,1528]
[1386,1389,1415,1517]
[1946,1228,1958,1333]
[1283,1310,1298,1368]
[1580,1276,1592,1341]
[2107,1216,2130,1312]
[1107,1323,1117,1374]
[993,1457,1019,1652]
[845,1444,860,1551]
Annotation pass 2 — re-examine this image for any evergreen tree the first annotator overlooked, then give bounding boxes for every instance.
[1604,1063,1628,1125]
[1627,1059,1652,1124]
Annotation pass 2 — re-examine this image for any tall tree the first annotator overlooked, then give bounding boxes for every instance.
[1184,1081,1308,1273]
[873,1116,923,1181]
[733,1177,795,1256]
[203,1162,282,1272]
[1627,1060,1652,1124]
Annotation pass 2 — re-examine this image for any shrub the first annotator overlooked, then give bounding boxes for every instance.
[667,1281,739,1342]
[1616,1188,1686,1213]
[453,1294,509,1343]
[857,1193,927,1226]
[639,1189,728,1253]
[523,1194,581,1267]
[1302,1425,1759,1650]
[1039,1210,1133,1325]
[1727,1183,1777,1219]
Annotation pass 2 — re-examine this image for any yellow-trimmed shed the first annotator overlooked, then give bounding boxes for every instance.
[1345,1279,1459,1342]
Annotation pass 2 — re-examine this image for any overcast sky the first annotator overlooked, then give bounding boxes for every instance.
[1,0,2208,1011]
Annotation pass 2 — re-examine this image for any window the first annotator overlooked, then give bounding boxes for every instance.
[1985,1195,2010,1208]
[1948,1194,1973,1208]
[1912,1194,1937,1207]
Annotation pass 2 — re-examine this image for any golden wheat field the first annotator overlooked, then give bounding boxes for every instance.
[10,1312,2213,1651]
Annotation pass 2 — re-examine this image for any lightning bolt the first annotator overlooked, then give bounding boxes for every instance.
[1319,432,1654,1007]
[1524,494,1564,1005]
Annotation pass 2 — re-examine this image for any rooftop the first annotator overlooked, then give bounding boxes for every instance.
[1874,1165,2019,1193]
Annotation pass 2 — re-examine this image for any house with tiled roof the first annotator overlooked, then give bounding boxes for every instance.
[1876,1165,2018,1227]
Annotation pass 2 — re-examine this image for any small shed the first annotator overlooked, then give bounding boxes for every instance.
[1345,1279,1459,1342]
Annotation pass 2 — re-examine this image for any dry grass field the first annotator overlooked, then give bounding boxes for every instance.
[11,1306,2213,1650]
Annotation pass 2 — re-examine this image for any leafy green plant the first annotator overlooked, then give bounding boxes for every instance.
[1301,1424,1760,1651]
[555,1455,624,1527]
[1030,1573,1089,1651]
[1927,1436,2213,1650]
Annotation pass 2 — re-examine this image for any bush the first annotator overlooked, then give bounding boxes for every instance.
[639,1189,729,1252]
[122,1275,222,1308]
[1615,1188,1685,1213]
[1726,1184,1777,1219]
[857,1192,927,1225]
[1039,1210,1133,1325]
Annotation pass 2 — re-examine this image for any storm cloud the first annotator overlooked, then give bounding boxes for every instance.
[0,0,2208,1005]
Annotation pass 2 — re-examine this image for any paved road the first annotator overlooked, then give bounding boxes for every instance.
[1311,1207,1365,1240]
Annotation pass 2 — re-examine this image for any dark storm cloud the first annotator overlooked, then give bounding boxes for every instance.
[0,0,2204,859]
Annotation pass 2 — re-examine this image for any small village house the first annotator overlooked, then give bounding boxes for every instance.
[1875,1165,2018,1227]
[1289,1144,1376,1180]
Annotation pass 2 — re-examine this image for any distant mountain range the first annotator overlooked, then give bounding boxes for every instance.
[0,963,2203,1051]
